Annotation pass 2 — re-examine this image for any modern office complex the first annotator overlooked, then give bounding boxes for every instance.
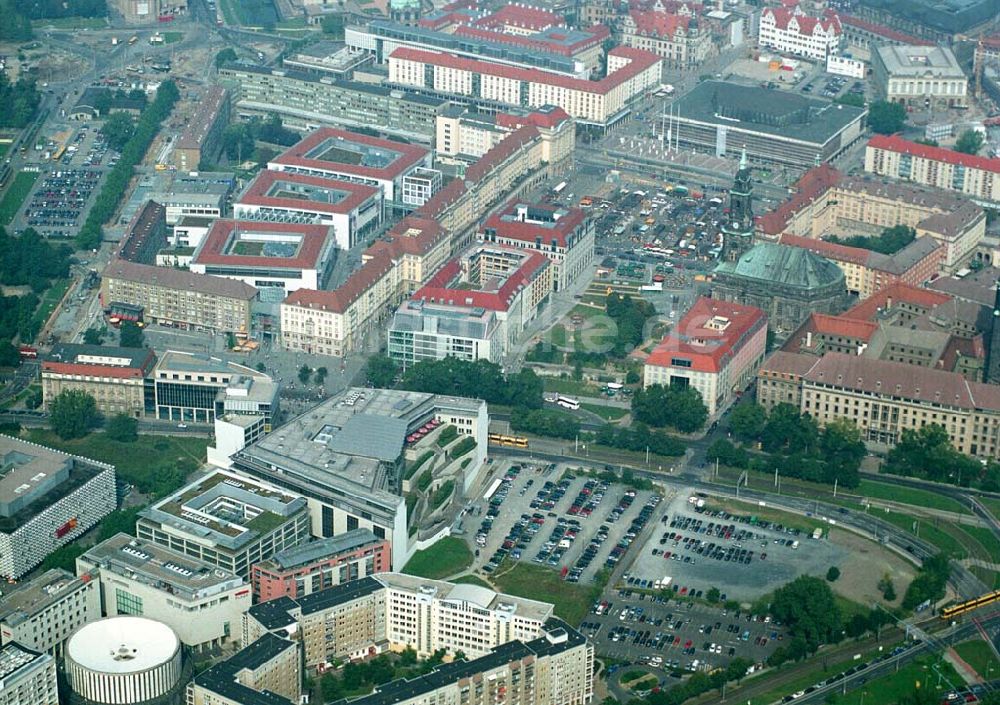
[268,128,432,204]
[173,85,230,171]
[188,633,300,705]
[644,297,768,417]
[0,436,116,579]
[190,220,340,300]
[150,350,279,428]
[387,46,662,130]
[871,45,968,108]
[479,200,595,292]
[228,387,489,570]
[0,570,102,655]
[101,259,258,334]
[219,64,449,142]
[758,7,842,61]
[668,81,867,167]
[864,135,1000,209]
[234,171,383,250]
[136,470,311,578]
[712,243,849,339]
[77,533,252,651]
[244,573,554,665]
[388,299,502,367]
[41,344,156,418]
[251,529,391,601]
[0,644,58,705]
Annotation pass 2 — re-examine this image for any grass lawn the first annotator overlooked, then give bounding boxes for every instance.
[451,574,493,588]
[835,657,961,705]
[580,403,628,421]
[569,304,606,320]
[856,479,970,515]
[216,0,238,24]
[0,171,40,225]
[491,561,601,625]
[953,639,1000,678]
[957,524,1000,560]
[743,645,894,705]
[542,377,602,397]
[28,278,71,339]
[276,16,309,27]
[24,430,208,498]
[32,15,107,29]
[0,144,8,159]
[162,31,184,43]
[980,496,1000,520]
[402,537,473,580]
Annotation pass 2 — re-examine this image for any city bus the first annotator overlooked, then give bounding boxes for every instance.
[557,396,580,410]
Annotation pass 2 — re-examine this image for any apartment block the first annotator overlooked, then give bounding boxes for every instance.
[188,633,300,705]
[0,644,58,705]
[251,529,391,601]
[0,437,116,579]
[0,570,101,656]
[173,86,230,171]
[101,259,257,334]
[864,134,1000,209]
[41,344,156,418]
[388,300,503,367]
[136,470,311,578]
[77,533,252,651]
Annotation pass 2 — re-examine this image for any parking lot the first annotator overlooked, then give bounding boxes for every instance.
[24,168,102,238]
[468,463,664,586]
[627,492,846,601]
[582,593,785,674]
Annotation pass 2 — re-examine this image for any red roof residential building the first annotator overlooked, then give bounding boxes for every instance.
[756,163,842,238]
[413,248,550,313]
[628,11,690,37]
[644,297,768,416]
[867,134,1000,175]
[842,282,951,322]
[481,199,586,248]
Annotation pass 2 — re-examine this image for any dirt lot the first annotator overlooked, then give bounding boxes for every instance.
[828,528,915,608]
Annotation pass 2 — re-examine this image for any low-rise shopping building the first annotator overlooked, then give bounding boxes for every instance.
[644,297,767,417]
[0,437,116,580]
[136,470,311,578]
[41,344,156,418]
[76,533,252,652]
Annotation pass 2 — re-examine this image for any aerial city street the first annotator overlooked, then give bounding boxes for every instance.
[0,0,999,704]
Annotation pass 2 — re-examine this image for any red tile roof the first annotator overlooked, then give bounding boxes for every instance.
[779,234,870,266]
[284,250,395,314]
[867,134,1000,175]
[762,7,841,35]
[782,312,879,353]
[238,171,380,216]
[481,198,586,248]
[758,350,821,377]
[628,10,689,38]
[842,282,951,322]
[495,106,572,130]
[192,220,332,270]
[465,125,540,182]
[645,297,767,373]
[453,24,608,55]
[474,4,563,31]
[365,217,447,259]
[270,127,430,181]
[756,163,842,237]
[389,45,661,94]
[42,361,149,379]
[839,13,932,45]
[413,249,550,312]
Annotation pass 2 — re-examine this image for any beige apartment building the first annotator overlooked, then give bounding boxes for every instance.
[865,134,1000,209]
[101,259,257,333]
[188,633,300,705]
[758,168,985,273]
[758,351,1000,458]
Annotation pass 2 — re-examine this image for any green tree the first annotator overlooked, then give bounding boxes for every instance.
[119,321,144,348]
[705,586,721,603]
[729,403,767,441]
[49,389,98,439]
[255,361,266,372]
[214,47,238,68]
[770,575,842,652]
[0,342,19,367]
[632,384,708,433]
[760,403,819,455]
[24,386,42,409]
[106,413,138,442]
[83,327,104,345]
[826,566,840,582]
[834,93,864,107]
[903,553,950,609]
[40,543,85,572]
[706,438,749,468]
[321,12,345,37]
[298,364,311,384]
[954,129,985,155]
[222,123,254,162]
[314,366,328,384]
[99,111,136,152]
[366,354,398,388]
[819,418,865,487]
[867,101,907,135]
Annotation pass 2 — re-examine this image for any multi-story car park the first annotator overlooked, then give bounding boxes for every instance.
[0,570,102,656]
[235,171,383,251]
[136,470,311,578]
[76,532,252,652]
[0,643,58,705]
[0,436,116,579]
[219,64,449,143]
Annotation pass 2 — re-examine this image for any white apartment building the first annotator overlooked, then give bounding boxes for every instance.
[77,533,252,652]
[388,46,661,129]
[758,7,841,61]
[644,297,768,417]
[0,436,116,579]
[0,644,58,705]
[0,570,102,657]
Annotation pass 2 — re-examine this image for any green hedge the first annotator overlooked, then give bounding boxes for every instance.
[436,425,458,447]
[76,81,180,250]
[417,470,432,492]
[404,451,433,480]
[430,480,454,511]
[449,436,476,459]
